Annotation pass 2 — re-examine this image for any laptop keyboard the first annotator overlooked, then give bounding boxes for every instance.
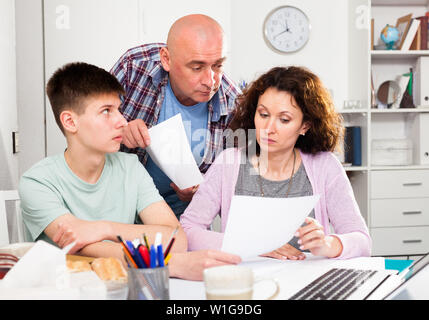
[289,268,378,300]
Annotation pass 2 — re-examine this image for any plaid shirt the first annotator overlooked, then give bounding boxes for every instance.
[111,43,241,173]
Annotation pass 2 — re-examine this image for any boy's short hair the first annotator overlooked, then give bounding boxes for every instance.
[46,62,125,134]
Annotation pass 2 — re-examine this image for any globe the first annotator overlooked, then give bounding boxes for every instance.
[380,25,399,50]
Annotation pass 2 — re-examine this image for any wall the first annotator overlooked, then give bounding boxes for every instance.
[0,0,18,190]
[230,0,349,109]
[135,0,232,74]
[15,0,355,172]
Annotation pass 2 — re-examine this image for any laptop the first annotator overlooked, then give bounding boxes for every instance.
[383,252,429,300]
[288,252,429,300]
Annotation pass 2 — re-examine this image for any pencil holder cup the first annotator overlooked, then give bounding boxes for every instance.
[127,267,170,300]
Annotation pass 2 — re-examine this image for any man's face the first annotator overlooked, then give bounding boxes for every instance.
[72,93,127,154]
[161,35,226,106]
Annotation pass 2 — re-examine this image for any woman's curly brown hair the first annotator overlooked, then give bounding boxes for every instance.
[229,66,344,155]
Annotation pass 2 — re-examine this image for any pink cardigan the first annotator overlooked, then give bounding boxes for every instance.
[180,148,371,259]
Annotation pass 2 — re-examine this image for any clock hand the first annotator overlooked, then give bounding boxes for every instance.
[273,29,289,40]
[285,19,291,32]
[273,19,293,40]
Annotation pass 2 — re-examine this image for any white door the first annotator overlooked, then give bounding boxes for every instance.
[43,0,143,155]
[43,0,232,156]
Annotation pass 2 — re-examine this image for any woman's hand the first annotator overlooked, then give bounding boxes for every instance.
[295,217,343,258]
[261,243,305,260]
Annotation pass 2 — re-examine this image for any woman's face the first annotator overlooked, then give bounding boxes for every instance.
[254,87,309,155]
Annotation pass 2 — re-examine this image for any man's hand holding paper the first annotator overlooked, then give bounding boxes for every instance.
[122,118,151,149]
[146,114,203,190]
[170,183,200,203]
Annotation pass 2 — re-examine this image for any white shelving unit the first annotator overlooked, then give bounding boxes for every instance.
[343,0,429,256]
[371,50,429,59]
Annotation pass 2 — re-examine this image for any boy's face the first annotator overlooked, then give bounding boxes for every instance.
[71,93,127,154]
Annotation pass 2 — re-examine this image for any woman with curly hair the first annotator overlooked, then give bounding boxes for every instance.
[180,66,371,260]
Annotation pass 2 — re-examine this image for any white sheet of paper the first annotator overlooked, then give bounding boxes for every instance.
[146,114,203,189]
[0,240,68,289]
[0,240,106,299]
[221,194,320,260]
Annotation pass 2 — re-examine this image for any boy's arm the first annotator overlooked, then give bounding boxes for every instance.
[78,241,125,265]
[137,200,187,253]
[46,200,187,255]
[44,213,108,250]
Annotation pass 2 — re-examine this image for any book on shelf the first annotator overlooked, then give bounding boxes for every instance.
[400,68,416,108]
[344,126,362,167]
[416,16,428,50]
[401,18,421,51]
[395,73,411,109]
[410,22,421,50]
[425,11,429,49]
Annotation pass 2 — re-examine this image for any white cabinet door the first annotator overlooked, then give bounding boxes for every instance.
[43,0,142,156]
[371,198,429,227]
[371,226,429,256]
[371,170,429,199]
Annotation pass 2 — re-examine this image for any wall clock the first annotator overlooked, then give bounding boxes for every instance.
[263,6,311,53]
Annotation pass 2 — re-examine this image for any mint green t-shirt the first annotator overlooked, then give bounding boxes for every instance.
[19,152,163,243]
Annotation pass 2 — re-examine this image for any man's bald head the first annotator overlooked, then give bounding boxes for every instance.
[167,14,225,55]
[159,14,227,106]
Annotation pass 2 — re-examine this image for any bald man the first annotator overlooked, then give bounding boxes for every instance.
[111,14,241,219]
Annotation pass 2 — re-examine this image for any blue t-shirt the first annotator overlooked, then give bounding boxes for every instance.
[145,80,208,217]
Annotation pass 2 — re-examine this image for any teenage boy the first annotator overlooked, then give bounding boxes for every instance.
[19,62,240,281]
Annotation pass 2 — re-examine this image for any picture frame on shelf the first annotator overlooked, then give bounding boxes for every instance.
[396,13,413,49]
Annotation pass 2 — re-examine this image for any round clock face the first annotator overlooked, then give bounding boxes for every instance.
[263,6,311,53]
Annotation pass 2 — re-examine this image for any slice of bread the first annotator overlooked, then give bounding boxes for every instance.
[66,260,92,273]
[91,257,127,282]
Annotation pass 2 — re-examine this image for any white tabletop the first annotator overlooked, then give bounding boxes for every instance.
[169,254,386,300]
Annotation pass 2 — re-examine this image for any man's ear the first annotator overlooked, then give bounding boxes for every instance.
[159,47,171,72]
[60,110,78,134]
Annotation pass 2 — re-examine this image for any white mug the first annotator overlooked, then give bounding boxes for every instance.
[203,265,279,300]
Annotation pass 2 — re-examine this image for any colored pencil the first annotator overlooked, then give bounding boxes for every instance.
[164,226,179,258]
[117,235,138,268]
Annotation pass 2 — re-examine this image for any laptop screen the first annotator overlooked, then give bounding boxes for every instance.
[384,252,429,300]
